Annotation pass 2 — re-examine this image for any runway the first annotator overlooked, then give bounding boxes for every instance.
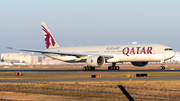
[0,69,180,73]
[0,76,180,82]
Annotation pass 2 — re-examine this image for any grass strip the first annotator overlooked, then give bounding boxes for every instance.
[0,72,180,79]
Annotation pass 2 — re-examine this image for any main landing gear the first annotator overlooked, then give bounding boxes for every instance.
[83,66,95,70]
[108,63,120,70]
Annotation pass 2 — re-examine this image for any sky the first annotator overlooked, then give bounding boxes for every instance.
[0,0,180,55]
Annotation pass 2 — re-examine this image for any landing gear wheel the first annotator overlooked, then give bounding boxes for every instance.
[92,67,95,70]
[160,66,165,70]
[108,66,111,70]
[83,66,95,71]
[113,66,116,70]
[107,64,120,70]
[116,66,120,70]
[88,67,91,70]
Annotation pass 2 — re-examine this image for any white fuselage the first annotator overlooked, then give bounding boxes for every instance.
[44,44,175,63]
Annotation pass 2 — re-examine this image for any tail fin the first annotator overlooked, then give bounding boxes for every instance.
[1,57,4,62]
[41,22,60,49]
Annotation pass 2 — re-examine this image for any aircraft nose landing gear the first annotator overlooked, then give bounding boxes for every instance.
[160,66,165,70]
[108,63,120,70]
[160,60,166,70]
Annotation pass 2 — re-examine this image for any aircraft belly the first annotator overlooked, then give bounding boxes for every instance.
[164,53,175,60]
[141,54,166,61]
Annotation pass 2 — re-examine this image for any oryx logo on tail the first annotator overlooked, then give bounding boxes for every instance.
[42,25,55,49]
[41,22,60,49]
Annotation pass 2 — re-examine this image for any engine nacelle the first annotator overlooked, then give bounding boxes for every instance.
[131,62,148,67]
[86,55,105,67]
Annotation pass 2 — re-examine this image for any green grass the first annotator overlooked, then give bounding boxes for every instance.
[0,72,180,79]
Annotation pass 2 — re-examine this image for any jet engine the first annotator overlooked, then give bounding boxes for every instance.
[86,55,105,67]
[131,62,148,66]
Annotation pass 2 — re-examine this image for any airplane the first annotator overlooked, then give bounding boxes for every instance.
[0,57,25,66]
[12,63,25,65]
[6,22,175,70]
[0,57,13,66]
[1,57,4,62]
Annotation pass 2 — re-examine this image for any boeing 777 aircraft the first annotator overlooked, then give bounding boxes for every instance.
[7,22,175,70]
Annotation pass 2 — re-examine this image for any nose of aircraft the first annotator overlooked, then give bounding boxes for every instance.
[172,50,176,57]
[164,50,175,59]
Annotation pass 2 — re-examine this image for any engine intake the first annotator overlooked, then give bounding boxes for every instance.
[131,62,148,66]
[86,55,105,67]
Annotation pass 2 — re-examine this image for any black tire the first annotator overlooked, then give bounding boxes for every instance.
[160,66,163,70]
[83,66,86,70]
[111,66,114,70]
[90,67,94,70]
[114,66,116,70]
[117,66,120,70]
[160,66,165,70]
[108,66,111,70]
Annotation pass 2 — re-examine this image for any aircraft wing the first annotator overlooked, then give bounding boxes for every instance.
[6,47,114,58]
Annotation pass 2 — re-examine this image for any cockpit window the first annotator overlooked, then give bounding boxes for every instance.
[165,48,173,51]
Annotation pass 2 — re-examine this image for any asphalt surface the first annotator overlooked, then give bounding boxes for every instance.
[0,76,180,82]
[0,69,180,73]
